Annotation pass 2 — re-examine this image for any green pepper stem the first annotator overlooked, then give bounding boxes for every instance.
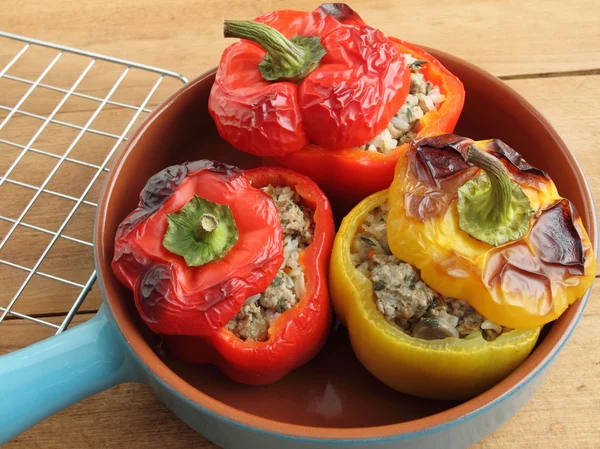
[457,145,534,246]
[464,145,513,225]
[224,20,306,69]
[163,196,238,267]
[193,213,219,240]
[223,20,326,82]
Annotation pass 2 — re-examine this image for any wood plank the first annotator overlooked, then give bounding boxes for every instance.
[0,224,105,314]
[2,283,599,448]
[1,0,599,79]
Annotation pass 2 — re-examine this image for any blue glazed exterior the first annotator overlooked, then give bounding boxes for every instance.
[0,305,138,445]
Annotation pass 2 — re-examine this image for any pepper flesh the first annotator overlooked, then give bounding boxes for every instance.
[111,160,284,336]
[269,37,465,203]
[208,4,410,157]
[165,167,335,385]
[387,134,597,329]
[329,190,540,400]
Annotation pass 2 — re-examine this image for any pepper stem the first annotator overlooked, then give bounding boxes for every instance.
[464,146,513,225]
[223,20,326,83]
[163,196,238,267]
[457,145,534,246]
[194,213,219,239]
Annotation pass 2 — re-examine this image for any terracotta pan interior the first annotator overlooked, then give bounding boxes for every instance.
[95,48,597,439]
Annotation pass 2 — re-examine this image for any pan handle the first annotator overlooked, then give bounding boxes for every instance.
[0,304,139,444]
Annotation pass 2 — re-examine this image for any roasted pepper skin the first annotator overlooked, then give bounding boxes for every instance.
[269,37,464,203]
[208,4,410,157]
[387,135,597,329]
[329,190,540,400]
[165,167,335,385]
[111,161,284,337]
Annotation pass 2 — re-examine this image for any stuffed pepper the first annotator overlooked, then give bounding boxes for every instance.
[112,162,335,384]
[209,3,464,202]
[387,134,596,328]
[329,135,595,400]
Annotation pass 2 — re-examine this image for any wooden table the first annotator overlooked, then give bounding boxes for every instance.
[1,1,599,447]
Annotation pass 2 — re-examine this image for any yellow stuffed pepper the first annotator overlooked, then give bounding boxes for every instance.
[329,134,595,400]
[387,134,596,329]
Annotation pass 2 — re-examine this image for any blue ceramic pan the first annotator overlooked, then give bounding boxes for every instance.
[0,48,596,448]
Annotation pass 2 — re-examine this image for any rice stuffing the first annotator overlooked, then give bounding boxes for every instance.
[361,53,446,154]
[226,185,313,341]
[351,202,510,341]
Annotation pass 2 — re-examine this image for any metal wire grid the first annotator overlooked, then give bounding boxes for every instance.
[0,31,187,335]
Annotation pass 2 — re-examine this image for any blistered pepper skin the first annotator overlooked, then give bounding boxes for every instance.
[165,167,335,385]
[208,4,410,157]
[269,38,465,203]
[387,135,597,329]
[111,161,284,337]
[329,190,541,400]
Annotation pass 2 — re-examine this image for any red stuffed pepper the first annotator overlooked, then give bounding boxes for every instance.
[166,167,335,384]
[111,160,284,336]
[209,4,464,203]
[112,162,335,384]
[208,4,411,156]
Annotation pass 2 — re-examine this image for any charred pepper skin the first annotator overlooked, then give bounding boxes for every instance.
[387,134,597,329]
[208,4,410,157]
[165,167,335,385]
[111,160,284,337]
[329,190,541,400]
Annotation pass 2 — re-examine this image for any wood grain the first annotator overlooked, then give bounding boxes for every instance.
[1,1,599,448]
[2,0,600,79]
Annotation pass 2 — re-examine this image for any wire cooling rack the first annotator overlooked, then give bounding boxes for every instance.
[0,31,187,338]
